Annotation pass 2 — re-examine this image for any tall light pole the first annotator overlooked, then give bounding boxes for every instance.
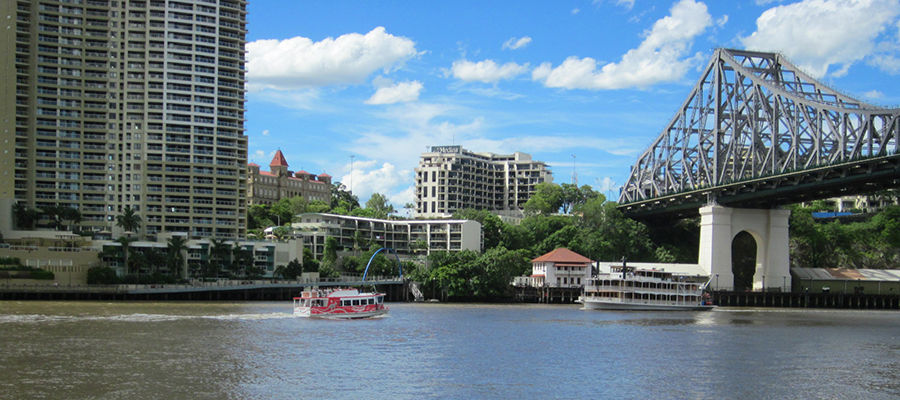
[571,154,577,185]
[349,155,354,194]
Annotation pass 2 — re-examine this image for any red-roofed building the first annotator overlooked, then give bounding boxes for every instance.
[247,151,332,205]
[531,248,593,288]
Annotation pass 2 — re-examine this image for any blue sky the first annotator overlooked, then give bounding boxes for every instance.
[243,0,900,210]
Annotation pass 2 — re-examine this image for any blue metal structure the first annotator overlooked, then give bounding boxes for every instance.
[362,248,403,282]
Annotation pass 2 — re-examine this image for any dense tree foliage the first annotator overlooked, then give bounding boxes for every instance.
[246,183,398,235]
[787,204,900,269]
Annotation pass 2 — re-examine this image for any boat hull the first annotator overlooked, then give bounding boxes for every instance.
[581,299,715,311]
[294,307,389,319]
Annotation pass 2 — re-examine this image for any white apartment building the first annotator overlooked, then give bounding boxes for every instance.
[415,146,553,218]
[292,213,482,260]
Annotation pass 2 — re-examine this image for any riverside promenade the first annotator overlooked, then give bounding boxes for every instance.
[0,276,407,302]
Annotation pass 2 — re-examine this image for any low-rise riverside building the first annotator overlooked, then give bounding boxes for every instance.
[292,213,482,260]
[0,229,303,284]
[247,150,332,205]
[530,248,593,288]
[98,232,304,278]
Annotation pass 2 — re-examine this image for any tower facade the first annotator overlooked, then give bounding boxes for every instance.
[1,0,248,239]
[415,146,553,218]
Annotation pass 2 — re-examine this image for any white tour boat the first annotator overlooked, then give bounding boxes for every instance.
[578,265,715,311]
[293,288,389,319]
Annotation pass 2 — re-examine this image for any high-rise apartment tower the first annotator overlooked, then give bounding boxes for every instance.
[0,0,248,239]
[415,146,553,218]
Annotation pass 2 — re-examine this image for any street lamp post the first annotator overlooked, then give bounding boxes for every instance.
[762,275,765,292]
[783,276,787,292]
[349,155,354,194]
[715,274,719,291]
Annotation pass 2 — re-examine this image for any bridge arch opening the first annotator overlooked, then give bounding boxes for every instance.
[731,231,759,291]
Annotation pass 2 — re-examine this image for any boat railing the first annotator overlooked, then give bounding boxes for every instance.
[581,293,702,306]
[585,283,702,295]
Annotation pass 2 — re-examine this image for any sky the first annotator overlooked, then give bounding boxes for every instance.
[243,0,900,210]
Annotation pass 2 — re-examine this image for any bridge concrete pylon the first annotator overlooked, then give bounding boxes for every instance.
[699,205,790,291]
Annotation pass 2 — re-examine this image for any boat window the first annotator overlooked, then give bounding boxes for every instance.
[341,299,350,306]
[376,297,383,304]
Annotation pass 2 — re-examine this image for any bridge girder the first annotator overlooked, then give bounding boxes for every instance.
[619,49,900,218]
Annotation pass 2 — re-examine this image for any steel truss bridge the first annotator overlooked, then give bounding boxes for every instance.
[619,49,900,218]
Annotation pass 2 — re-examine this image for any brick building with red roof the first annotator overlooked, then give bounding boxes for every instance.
[247,150,332,205]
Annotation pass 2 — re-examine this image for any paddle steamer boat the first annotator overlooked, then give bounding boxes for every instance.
[578,264,715,311]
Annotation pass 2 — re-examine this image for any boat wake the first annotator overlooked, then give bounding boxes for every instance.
[0,312,297,324]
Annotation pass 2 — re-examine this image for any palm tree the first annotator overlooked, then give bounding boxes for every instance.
[166,235,189,279]
[59,206,83,232]
[115,206,142,235]
[13,203,39,230]
[208,238,231,278]
[143,248,165,275]
[115,235,137,274]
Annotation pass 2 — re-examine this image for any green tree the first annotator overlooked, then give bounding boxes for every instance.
[86,266,120,285]
[288,195,309,216]
[41,204,80,231]
[247,204,273,230]
[323,236,338,266]
[230,243,254,277]
[270,198,294,226]
[474,246,530,297]
[115,235,137,274]
[523,182,563,215]
[207,239,231,277]
[365,193,396,219]
[115,206,142,234]
[307,200,332,214]
[13,203,39,230]
[166,235,188,278]
[331,182,359,211]
[559,183,599,214]
[271,226,292,242]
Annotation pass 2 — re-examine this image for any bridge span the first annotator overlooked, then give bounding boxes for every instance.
[617,49,900,291]
[619,49,900,219]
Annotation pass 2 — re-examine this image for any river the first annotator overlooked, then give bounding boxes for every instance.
[0,301,897,399]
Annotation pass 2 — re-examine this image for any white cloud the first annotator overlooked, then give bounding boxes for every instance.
[716,15,729,28]
[502,36,532,50]
[594,177,621,198]
[365,80,424,105]
[451,59,530,83]
[248,87,323,110]
[572,8,580,15]
[533,0,712,90]
[869,54,900,75]
[262,129,270,136]
[616,0,636,10]
[340,162,412,207]
[740,0,900,77]
[863,90,885,99]
[247,27,418,91]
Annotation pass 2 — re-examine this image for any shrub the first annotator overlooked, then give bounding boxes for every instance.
[87,266,120,285]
